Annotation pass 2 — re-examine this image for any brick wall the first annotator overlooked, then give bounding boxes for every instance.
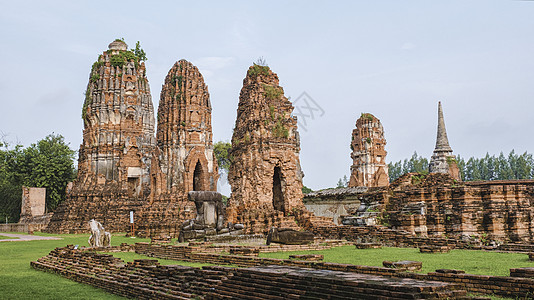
[136,242,534,299]
[32,246,468,299]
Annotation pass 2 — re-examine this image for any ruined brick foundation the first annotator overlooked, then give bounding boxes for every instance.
[32,245,481,299]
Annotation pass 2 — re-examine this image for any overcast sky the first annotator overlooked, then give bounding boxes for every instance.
[1,1,533,194]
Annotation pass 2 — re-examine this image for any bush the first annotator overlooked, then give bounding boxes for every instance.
[248,63,270,77]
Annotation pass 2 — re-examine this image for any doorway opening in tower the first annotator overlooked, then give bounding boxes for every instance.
[193,160,204,191]
[273,166,284,212]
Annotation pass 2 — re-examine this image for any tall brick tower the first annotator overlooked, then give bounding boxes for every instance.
[46,40,156,233]
[348,113,389,187]
[151,59,218,198]
[227,64,304,233]
[136,60,219,237]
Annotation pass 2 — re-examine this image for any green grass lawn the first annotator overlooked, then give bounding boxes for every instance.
[259,245,533,277]
[0,235,18,239]
[0,232,152,300]
[1,232,532,299]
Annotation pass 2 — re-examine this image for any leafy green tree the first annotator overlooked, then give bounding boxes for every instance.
[302,185,313,194]
[391,150,534,182]
[19,135,75,210]
[336,175,348,188]
[388,161,403,182]
[20,134,76,211]
[388,151,428,182]
[213,141,232,174]
[0,134,76,221]
[134,41,147,61]
[0,141,24,222]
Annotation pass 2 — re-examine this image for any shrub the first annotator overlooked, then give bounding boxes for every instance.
[248,63,270,77]
[273,119,289,138]
[361,113,374,121]
[264,84,283,100]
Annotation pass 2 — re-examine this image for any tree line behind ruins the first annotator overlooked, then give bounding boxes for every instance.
[387,150,534,183]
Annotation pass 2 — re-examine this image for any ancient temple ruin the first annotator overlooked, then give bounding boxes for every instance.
[304,102,534,244]
[226,64,306,233]
[46,42,217,236]
[348,113,389,187]
[151,60,218,198]
[47,40,156,233]
[137,60,219,237]
[428,102,460,180]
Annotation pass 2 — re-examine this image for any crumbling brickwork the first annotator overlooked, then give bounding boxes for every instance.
[19,186,47,224]
[47,40,156,233]
[307,174,534,243]
[226,64,305,233]
[33,245,474,299]
[348,113,389,187]
[387,175,534,242]
[46,43,217,237]
[136,60,219,237]
[152,60,218,197]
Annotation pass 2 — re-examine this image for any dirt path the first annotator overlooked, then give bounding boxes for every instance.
[0,232,61,242]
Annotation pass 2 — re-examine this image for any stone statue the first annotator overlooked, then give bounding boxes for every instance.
[88,219,111,247]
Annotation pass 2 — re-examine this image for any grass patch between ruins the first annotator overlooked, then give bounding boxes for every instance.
[1,233,531,299]
[259,245,533,277]
[0,235,18,239]
[0,232,205,299]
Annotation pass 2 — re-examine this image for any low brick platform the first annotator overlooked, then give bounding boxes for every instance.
[136,242,534,299]
[31,247,471,300]
[206,266,468,300]
[510,267,534,278]
[289,254,323,261]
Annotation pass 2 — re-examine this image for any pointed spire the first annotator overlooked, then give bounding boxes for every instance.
[434,101,452,153]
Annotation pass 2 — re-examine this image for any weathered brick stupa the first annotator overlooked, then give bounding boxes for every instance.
[428,101,460,180]
[152,60,218,196]
[136,60,219,237]
[348,113,389,187]
[226,64,306,234]
[46,40,156,233]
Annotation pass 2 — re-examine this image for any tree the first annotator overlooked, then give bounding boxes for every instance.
[134,41,147,62]
[302,185,313,194]
[389,150,534,183]
[0,134,76,221]
[336,175,348,188]
[0,141,24,222]
[387,151,428,182]
[213,141,232,174]
[21,134,76,211]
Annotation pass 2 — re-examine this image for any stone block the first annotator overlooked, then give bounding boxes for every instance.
[382,260,422,271]
[266,228,314,245]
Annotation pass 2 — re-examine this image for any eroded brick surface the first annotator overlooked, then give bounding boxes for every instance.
[226,64,306,233]
[348,113,389,187]
[46,43,217,237]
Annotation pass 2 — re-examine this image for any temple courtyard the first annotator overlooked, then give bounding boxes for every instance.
[1,231,533,299]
